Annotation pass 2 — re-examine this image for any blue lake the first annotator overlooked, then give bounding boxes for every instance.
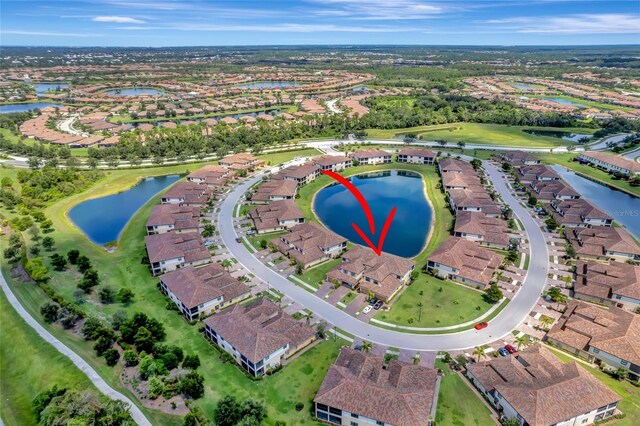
[30,83,69,96]
[68,175,181,245]
[104,88,165,96]
[236,81,300,89]
[512,83,536,91]
[314,170,432,258]
[0,102,62,113]
[541,97,587,108]
[551,166,640,238]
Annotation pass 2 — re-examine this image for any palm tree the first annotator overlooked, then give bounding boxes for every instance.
[540,315,554,331]
[473,345,488,363]
[515,335,529,350]
[304,311,313,325]
[220,259,233,272]
[361,341,372,353]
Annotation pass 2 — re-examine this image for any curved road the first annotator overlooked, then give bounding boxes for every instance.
[219,161,550,350]
[0,273,152,426]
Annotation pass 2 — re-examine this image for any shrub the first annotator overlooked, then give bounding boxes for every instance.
[40,302,59,323]
[182,354,200,370]
[103,348,120,366]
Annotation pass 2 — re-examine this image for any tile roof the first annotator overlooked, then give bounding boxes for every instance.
[251,179,298,202]
[398,148,436,158]
[454,211,510,247]
[145,232,210,264]
[574,260,640,301]
[162,182,212,205]
[581,151,640,174]
[567,227,640,258]
[352,149,391,159]
[147,204,201,231]
[272,222,346,266]
[249,200,304,231]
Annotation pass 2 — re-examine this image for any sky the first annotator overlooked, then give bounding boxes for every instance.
[1,0,639,46]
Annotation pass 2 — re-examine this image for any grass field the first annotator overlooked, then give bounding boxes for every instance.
[374,275,494,328]
[365,123,596,148]
[435,360,495,426]
[294,258,342,289]
[547,347,639,426]
[0,290,99,426]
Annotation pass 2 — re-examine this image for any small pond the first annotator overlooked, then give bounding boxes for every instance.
[0,102,62,114]
[314,170,432,258]
[551,166,640,238]
[68,175,181,246]
[104,88,166,96]
[511,83,537,91]
[541,97,588,108]
[30,83,69,96]
[236,81,301,89]
[522,129,592,142]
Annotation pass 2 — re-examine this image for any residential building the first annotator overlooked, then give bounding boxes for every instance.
[312,155,352,172]
[219,153,263,170]
[446,189,502,216]
[466,345,621,426]
[203,298,316,376]
[351,149,391,165]
[161,182,212,207]
[546,301,640,380]
[146,204,201,235]
[326,245,414,302]
[529,179,580,203]
[453,211,512,249]
[274,163,320,186]
[249,200,305,234]
[160,264,251,321]
[186,165,234,188]
[551,199,613,228]
[442,171,483,191]
[271,222,346,269]
[251,179,298,204]
[500,151,541,166]
[427,236,504,289]
[566,227,640,261]
[573,260,640,309]
[579,151,640,176]
[145,232,211,276]
[438,158,475,174]
[397,148,436,165]
[314,347,439,426]
[517,164,560,184]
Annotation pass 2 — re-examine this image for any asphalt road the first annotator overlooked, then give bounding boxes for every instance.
[218,161,550,350]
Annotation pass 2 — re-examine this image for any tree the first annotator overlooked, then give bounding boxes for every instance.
[104,348,120,366]
[515,335,529,350]
[162,352,180,370]
[545,217,559,231]
[42,236,55,251]
[50,253,67,271]
[527,196,538,206]
[547,286,567,309]
[484,283,503,304]
[123,349,139,367]
[502,418,521,426]
[94,335,113,356]
[148,377,165,399]
[111,310,128,330]
[77,255,92,273]
[242,399,267,424]
[100,287,116,304]
[29,246,41,257]
[540,315,554,331]
[316,320,328,339]
[67,249,80,264]
[360,341,372,353]
[32,385,67,423]
[117,288,134,305]
[134,327,155,353]
[213,395,242,426]
[179,371,205,399]
[28,224,41,242]
[27,156,41,170]
[612,367,629,381]
[25,258,49,282]
[201,224,216,238]
[40,302,59,323]
[457,141,466,150]
[220,259,233,271]
[470,158,482,170]
[79,269,100,293]
[182,354,200,370]
[473,345,488,363]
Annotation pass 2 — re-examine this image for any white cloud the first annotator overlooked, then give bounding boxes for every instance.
[487,13,640,34]
[93,16,146,24]
[308,0,443,20]
[1,30,101,37]
[117,22,418,33]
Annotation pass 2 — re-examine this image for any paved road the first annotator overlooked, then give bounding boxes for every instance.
[587,133,630,151]
[623,146,640,161]
[0,272,152,426]
[218,161,550,350]
[326,99,342,114]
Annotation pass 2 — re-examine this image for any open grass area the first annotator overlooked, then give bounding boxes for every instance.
[374,274,494,328]
[340,291,357,306]
[259,147,320,166]
[365,123,596,148]
[535,153,640,197]
[547,347,639,426]
[294,258,341,289]
[435,360,495,426]
[294,162,453,266]
[0,290,99,426]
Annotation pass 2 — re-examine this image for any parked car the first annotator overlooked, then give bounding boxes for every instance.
[474,322,489,330]
[362,305,373,314]
[373,301,383,310]
[369,298,377,305]
[498,347,509,357]
[505,344,517,354]
[235,237,242,243]
[246,230,256,236]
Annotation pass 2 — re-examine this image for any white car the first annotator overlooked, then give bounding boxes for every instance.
[362,305,372,314]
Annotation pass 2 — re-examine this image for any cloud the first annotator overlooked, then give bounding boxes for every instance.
[1,30,101,37]
[117,22,418,33]
[486,13,640,34]
[308,0,443,20]
[93,16,146,24]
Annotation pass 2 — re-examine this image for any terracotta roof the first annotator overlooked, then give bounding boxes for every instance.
[467,345,620,426]
[252,179,298,202]
[314,347,438,426]
[567,227,640,258]
[581,151,640,174]
[273,163,320,180]
[352,149,391,159]
[428,237,504,286]
[454,211,510,247]
[398,148,436,158]
[162,182,212,205]
[145,232,210,264]
[147,204,201,231]
[249,200,304,231]
[574,260,640,301]
[438,158,474,173]
[273,222,346,266]
[312,155,351,167]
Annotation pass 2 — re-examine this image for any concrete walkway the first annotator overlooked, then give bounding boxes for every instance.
[0,272,152,426]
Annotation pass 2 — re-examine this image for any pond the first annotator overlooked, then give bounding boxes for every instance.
[314,170,432,257]
[104,88,166,96]
[541,97,588,108]
[30,83,69,96]
[551,166,640,238]
[0,102,62,114]
[235,81,300,89]
[68,175,181,246]
[511,83,536,91]
[522,129,592,142]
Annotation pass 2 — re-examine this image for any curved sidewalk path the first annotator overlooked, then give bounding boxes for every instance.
[0,273,152,426]
[219,161,550,350]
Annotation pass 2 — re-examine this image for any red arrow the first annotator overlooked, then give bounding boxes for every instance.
[320,170,396,256]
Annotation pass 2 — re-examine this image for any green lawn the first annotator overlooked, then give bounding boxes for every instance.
[0,290,99,426]
[435,360,494,426]
[340,291,357,306]
[247,231,288,251]
[294,258,341,289]
[257,147,321,166]
[365,123,596,148]
[547,347,639,426]
[374,275,494,328]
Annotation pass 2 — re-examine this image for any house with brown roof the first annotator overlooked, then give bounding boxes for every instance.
[271,222,347,269]
[351,149,391,165]
[442,171,483,191]
[517,164,560,184]
[160,264,251,321]
[145,232,211,276]
[250,179,298,204]
[314,347,439,426]
[546,301,640,380]
[218,153,262,170]
[203,298,316,376]
[427,237,504,289]
[437,158,475,174]
[146,204,201,235]
[466,345,621,426]
[161,182,212,207]
[249,200,305,234]
[186,165,234,188]
[566,227,640,261]
[550,198,612,228]
[397,148,436,165]
[529,179,580,203]
[574,260,640,309]
[312,155,352,172]
[446,189,502,217]
[326,245,414,302]
[273,163,320,186]
[500,150,541,166]
[579,151,640,176]
[453,211,512,249]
